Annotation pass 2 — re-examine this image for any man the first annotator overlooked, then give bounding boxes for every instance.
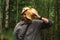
[14,7,53,40]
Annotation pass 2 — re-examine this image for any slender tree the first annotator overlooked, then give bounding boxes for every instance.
[54,0,60,40]
[2,0,6,31]
[0,0,2,27]
[5,0,9,30]
[16,0,18,23]
[55,0,60,40]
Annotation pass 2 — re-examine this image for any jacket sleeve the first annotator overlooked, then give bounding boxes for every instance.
[14,29,24,40]
[40,20,53,29]
[13,22,24,40]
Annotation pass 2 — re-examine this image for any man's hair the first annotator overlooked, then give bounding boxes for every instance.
[21,7,30,14]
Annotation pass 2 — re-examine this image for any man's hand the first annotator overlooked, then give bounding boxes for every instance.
[31,8,49,23]
[32,13,49,23]
[31,8,41,19]
[32,13,41,19]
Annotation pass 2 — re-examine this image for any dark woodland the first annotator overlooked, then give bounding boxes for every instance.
[0,0,60,40]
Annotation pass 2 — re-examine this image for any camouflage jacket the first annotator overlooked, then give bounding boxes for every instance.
[13,20,53,40]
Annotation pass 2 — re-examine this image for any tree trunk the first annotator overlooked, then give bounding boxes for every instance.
[55,0,60,40]
[0,0,2,28]
[54,0,60,40]
[2,0,6,31]
[5,0,9,30]
[16,0,18,23]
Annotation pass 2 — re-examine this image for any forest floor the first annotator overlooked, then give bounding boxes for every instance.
[0,28,15,40]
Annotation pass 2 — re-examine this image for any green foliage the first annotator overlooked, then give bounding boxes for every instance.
[0,0,60,40]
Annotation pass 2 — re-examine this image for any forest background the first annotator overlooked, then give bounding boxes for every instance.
[0,0,60,40]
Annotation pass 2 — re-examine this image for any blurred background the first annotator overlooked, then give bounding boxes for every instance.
[0,0,60,40]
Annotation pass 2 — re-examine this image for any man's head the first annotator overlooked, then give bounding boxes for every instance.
[21,7,40,20]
